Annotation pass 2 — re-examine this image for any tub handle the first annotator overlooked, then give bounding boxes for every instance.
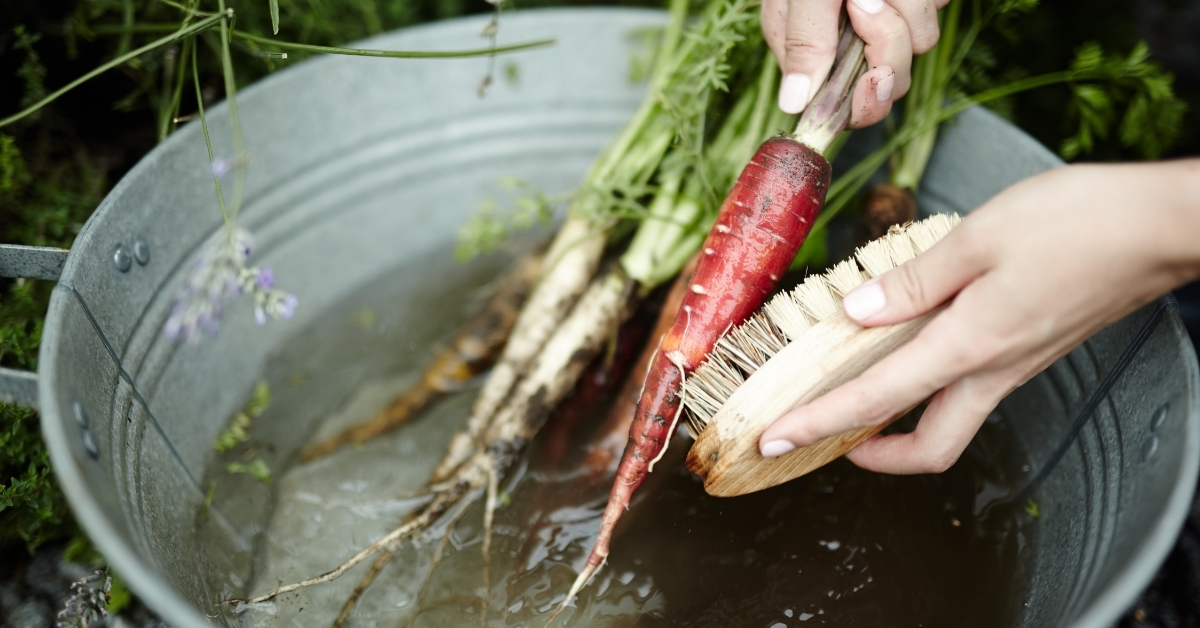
[0,367,38,409]
[0,243,68,281]
[0,243,69,408]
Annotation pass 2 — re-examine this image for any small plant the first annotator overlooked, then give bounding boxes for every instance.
[214,381,273,484]
[213,380,270,452]
[0,404,74,554]
[226,458,272,484]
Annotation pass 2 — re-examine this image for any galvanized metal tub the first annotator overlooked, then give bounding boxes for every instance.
[25,8,1200,628]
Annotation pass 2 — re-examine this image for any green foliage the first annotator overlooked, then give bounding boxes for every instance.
[456,205,511,262]
[0,404,73,554]
[458,0,771,272]
[659,0,758,150]
[0,281,47,370]
[0,134,104,251]
[455,178,557,261]
[0,114,103,563]
[226,458,272,483]
[63,533,105,565]
[13,26,48,112]
[0,131,100,556]
[214,381,270,452]
[0,135,30,196]
[213,412,252,453]
[106,571,132,614]
[58,538,134,614]
[1061,42,1187,160]
[985,0,1040,42]
[0,133,102,373]
[996,0,1039,14]
[245,379,271,415]
[626,26,663,84]
[885,0,1187,198]
[959,0,1197,159]
[214,382,273,483]
[203,480,216,514]
[1024,498,1040,518]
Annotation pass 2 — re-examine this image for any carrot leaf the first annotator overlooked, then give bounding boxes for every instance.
[1061,42,1186,160]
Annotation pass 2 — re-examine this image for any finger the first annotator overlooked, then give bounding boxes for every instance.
[933,0,950,7]
[759,307,977,452]
[845,371,1011,474]
[778,0,842,114]
[841,215,991,326]
[887,0,941,53]
[848,0,914,99]
[762,0,789,69]
[849,65,895,128]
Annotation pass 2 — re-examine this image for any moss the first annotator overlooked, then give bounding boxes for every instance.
[0,404,73,554]
[0,132,104,557]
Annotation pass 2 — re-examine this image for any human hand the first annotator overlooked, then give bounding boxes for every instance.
[762,0,948,126]
[758,160,1200,474]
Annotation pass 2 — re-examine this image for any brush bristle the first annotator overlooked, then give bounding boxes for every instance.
[824,259,867,297]
[682,213,962,431]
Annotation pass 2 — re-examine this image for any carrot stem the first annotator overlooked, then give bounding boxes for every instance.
[792,26,867,153]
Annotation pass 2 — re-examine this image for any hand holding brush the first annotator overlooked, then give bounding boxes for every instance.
[757,160,1200,476]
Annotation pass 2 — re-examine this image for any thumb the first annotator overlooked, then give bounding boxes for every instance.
[778,0,842,114]
[842,218,987,326]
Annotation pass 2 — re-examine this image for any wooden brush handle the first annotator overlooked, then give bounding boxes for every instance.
[686,307,943,497]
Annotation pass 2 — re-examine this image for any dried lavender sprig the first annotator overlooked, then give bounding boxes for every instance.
[239,266,299,326]
[163,228,297,344]
[56,571,111,628]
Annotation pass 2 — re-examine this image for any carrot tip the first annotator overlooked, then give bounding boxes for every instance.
[546,559,604,626]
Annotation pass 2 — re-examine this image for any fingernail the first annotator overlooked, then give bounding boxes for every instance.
[761,439,796,458]
[779,73,811,114]
[875,72,894,102]
[851,0,885,14]
[843,279,886,321]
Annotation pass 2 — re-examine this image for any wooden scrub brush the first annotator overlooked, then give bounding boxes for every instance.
[681,213,962,497]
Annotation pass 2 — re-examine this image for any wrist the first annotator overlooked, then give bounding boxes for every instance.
[1138,159,1200,281]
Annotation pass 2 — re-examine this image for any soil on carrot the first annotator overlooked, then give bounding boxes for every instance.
[198,255,1034,628]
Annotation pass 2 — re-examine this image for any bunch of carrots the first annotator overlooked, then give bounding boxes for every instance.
[239,0,1186,623]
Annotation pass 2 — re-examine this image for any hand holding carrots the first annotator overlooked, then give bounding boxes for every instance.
[760,160,1200,473]
[762,0,948,123]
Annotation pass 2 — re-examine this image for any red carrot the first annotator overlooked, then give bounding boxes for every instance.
[558,137,832,609]
[584,254,701,475]
[538,298,657,471]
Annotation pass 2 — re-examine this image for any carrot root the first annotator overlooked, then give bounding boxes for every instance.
[433,217,606,483]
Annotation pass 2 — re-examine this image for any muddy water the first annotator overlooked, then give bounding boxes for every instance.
[473,408,1033,628]
[203,259,1036,628]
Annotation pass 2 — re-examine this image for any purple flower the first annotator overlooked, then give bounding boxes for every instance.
[163,228,297,343]
[212,157,230,177]
[278,293,298,319]
[255,267,275,290]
